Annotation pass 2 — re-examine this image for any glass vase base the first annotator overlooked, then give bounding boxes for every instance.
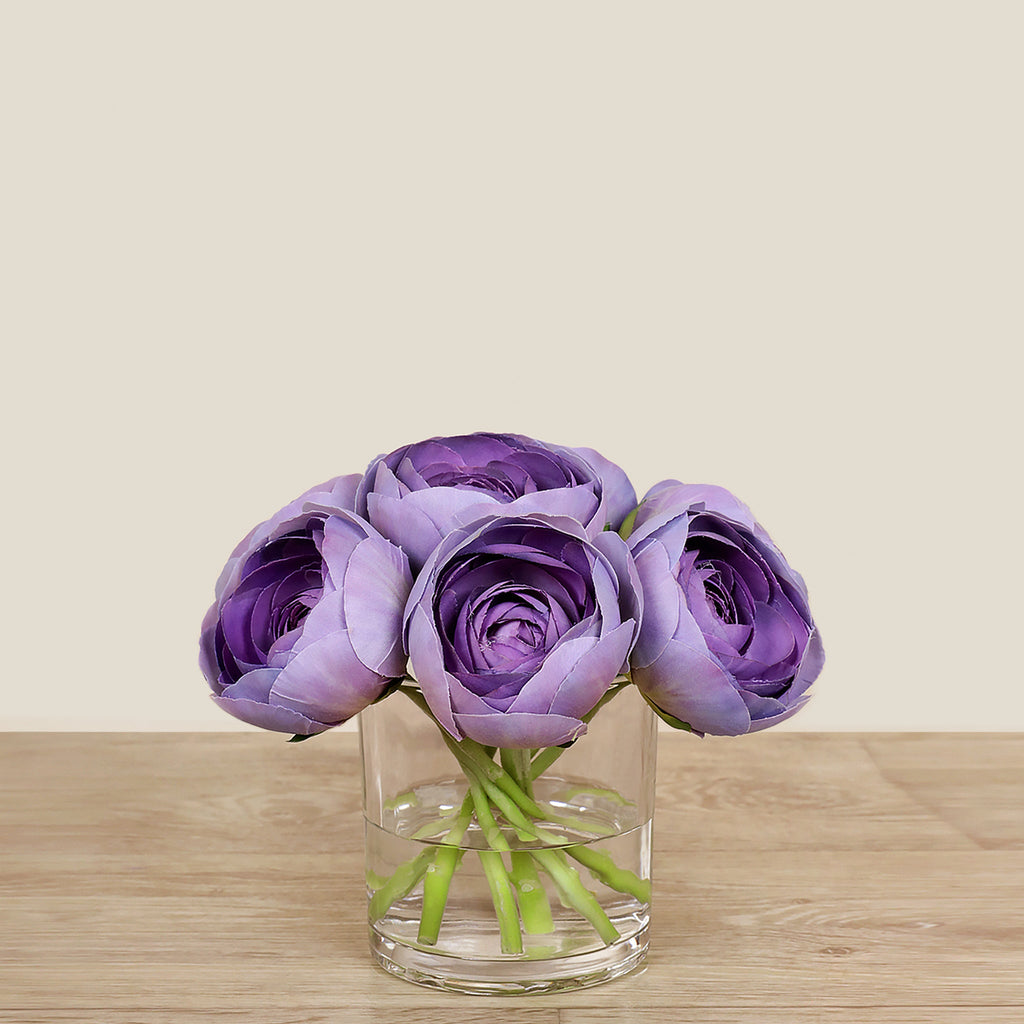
[369,923,649,995]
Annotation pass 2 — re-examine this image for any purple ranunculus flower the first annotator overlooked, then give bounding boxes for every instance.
[199,475,413,735]
[627,482,824,736]
[404,513,642,748]
[355,432,637,569]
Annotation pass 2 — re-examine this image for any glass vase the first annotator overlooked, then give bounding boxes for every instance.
[358,682,657,995]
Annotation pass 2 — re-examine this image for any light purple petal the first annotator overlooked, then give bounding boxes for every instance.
[318,473,361,513]
[789,625,825,702]
[508,635,600,714]
[319,514,362,587]
[640,481,757,534]
[341,534,411,675]
[288,589,345,655]
[402,484,502,532]
[218,665,279,703]
[632,636,751,736]
[548,621,636,718]
[574,446,637,529]
[746,694,812,732]
[407,604,460,739]
[212,667,333,734]
[367,492,447,569]
[270,631,386,723]
[592,530,643,637]
[630,541,682,669]
[738,601,798,673]
[452,711,588,749]
[211,693,331,735]
[502,487,600,533]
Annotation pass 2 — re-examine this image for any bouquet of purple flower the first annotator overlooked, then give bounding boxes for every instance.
[199,432,824,991]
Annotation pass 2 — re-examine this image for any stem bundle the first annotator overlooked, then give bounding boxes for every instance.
[366,684,650,954]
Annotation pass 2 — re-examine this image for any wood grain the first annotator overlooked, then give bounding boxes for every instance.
[2,732,1022,1022]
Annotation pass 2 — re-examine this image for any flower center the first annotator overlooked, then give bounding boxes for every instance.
[272,588,319,640]
[483,611,545,652]
[472,586,552,670]
[696,560,738,624]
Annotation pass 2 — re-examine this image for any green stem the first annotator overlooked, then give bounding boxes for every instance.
[393,683,631,949]
[479,850,523,954]
[398,695,570,844]
[368,849,434,922]
[466,775,523,953]
[418,847,464,944]
[410,811,459,841]
[566,845,651,903]
[466,774,510,852]
[509,851,554,935]
[417,791,474,946]
[531,848,621,945]
[504,745,553,935]
[504,747,535,799]
[475,772,569,846]
[457,736,609,838]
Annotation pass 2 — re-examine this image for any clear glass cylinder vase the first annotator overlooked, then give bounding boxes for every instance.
[358,683,657,995]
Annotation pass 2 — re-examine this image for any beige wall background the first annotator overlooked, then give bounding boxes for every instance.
[1,2,1019,732]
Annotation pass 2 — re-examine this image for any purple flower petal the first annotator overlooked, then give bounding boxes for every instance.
[359,433,633,565]
[630,541,683,669]
[593,529,644,632]
[632,636,751,736]
[508,635,601,714]
[452,711,589,749]
[501,487,600,534]
[212,667,334,735]
[270,630,386,723]
[548,621,636,718]
[407,604,460,739]
[366,492,448,569]
[212,693,333,735]
[575,446,638,528]
[339,533,411,676]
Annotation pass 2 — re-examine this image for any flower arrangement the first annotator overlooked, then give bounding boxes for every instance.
[199,432,823,991]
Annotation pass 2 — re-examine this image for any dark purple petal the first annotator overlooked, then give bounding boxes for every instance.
[198,603,221,692]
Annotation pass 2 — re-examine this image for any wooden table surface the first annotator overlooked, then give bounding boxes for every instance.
[2,732,1022,1022]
